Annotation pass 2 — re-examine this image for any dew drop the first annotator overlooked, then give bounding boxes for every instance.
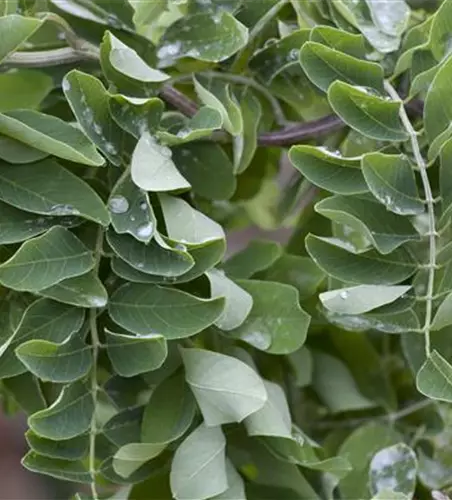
[49,204,80,216]
[160,146,173,159]
[175,243,187,252]
[340,290,349,299]
[289,48,299,60]
[140,201,147,211]
[137,262,144,269]
[105,142,118,155]
[62,78,70,92]
[93,122,102,134]
[109,196,129,214]
[176,128,191,138]
[384,195,393,208]
[136,222,154,239]
[88,296,107,308]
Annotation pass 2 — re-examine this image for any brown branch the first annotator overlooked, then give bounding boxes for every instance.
[4,49,425,148]
[258,116,344,146]
[161,85,424,147]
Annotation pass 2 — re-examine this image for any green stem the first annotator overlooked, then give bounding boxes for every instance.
[384,81,436,358]
[88,227,104,500]
[313,399,434,430]
[203,71,289,126]
[172,71,289,126]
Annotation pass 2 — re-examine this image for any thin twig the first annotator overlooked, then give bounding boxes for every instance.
[88,227,104,500]
[313,399,434,430]
[385,81,436,357]
[160,85,199,118]
[3,48,424,148]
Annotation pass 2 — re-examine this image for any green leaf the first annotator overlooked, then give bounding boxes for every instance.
[0,70,53,113]
[223,240,283,279]
[431,292,452,331]
[109,283,225,338]
[99,31,169,97]
[369,443,417,497]
[193,76,243,136]
[0,135,48,164]
[233,91,262,174]
[310,25,367,57]
[171,142,236,200]
[207,269,253,330]
[157,11,248,63]
[22,452,90,483]
[109,94,163,139]
[244,380,292,438]
[365,0,410,38]
[105,329,167,377]
[229,280,310,354]
[26,431,88,461]
[63,70,124,166]
[15,335,92,383]
[212,460,246,500]
[158,107,223,146]
[111,238,225,285]
[289,145,368,195]
[0,15,43,64]
[265,438,352,482]
[170,423,228,500]
[424,55,452,151]
[103,407,143,448]
[261,254,325,300]
[338,423,401,499]
[0,159,110,226]
[0,298,84,379]
[2,372,46,415]
[320,285,411,315]
[315,195,419,254]
[38,272,108,309]
[328,82,408,141]
[361,153,424,215]
[131,132,190,192]
[330,330,397,409]
[249,29,310,84]
[300,41,384,93]
[28,382,94,440]
[416,350,452,402]
[0,110,105,166]
[0,227,95,292]
[329,0,402,53]
[0,202,75,245]
[159,194,225,246]
[439,138,452,220]
[306,234,416,285]
[371,491,410,500]
[181,348,267,426]
[141,372,196,444]
[312,351,376,413]
[108,173,156,243]
[107,33,169,83]
[113,443,167,479]
[106,230,195,277]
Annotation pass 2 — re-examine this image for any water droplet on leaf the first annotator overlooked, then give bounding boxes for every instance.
[109,196,129,214]
[136,222,154,239]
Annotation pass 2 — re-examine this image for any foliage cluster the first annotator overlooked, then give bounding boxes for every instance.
[1,0,452,498]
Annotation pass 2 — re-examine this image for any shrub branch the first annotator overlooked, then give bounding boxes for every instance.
[384,81,436,357]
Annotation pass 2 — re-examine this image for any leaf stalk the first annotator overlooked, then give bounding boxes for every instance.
[384,81,436,357]
[88,227,104,500]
